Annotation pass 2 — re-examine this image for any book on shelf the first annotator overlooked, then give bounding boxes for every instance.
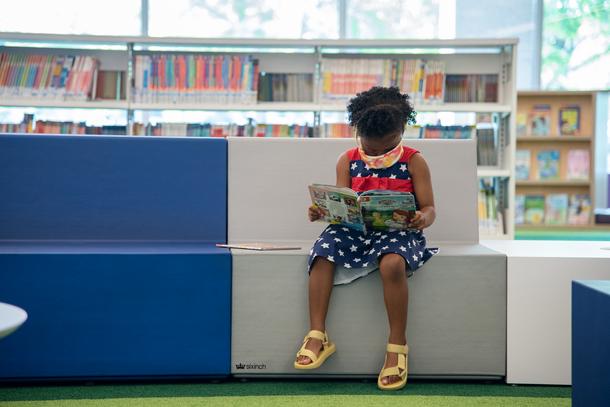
[132,54,259,104]
[524,195,545,225]
[0,113,126,135]
[528,104,551,136]
[320,123,352,138]
[558,105,580,136]
[257,73,313,102]
[444,74,498,103]
[515,149,531,180]
[476,128,497,166]
[567,194,591,225]
[132,121,314,138]
[319,58,445,104]
[0,52,98,101]
[478,177,505,236]
[545,193,569,225]
[516,113,527,137]
[93,70,126,101]
[309,184,417,234]
[536,150,560,180]
[566,149,590,180]
[517,193,592,227]
[515,194,526,225]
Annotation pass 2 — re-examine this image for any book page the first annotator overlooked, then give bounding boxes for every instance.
[308,184,365,232]
[359,190,418,232]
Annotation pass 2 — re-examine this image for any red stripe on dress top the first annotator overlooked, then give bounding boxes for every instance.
[351,177,414,193]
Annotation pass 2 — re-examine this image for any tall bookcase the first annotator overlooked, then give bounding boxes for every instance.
[516,90,606,230]
[0,33,518,239]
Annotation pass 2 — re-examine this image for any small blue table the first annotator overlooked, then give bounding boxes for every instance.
[572,280,610,407]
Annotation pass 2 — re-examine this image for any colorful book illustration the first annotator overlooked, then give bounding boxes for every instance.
[515,149,531,180]
[309,184,417,234]
[559,105,580,136]
[524,195,545,225]
[545,193,568,225]
[515,194,526,225]
[536,150,560,180]
[568,194,591,225]
[566,149,590,180]
[528,104,551,136]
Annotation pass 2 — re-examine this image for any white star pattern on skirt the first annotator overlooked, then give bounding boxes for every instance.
[308,223,438,286]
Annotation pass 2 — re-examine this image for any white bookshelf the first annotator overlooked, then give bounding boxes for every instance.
[0,33,518,239]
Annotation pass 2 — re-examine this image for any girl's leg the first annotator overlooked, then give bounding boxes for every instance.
[378,253,409,385]
[296,257,335,365]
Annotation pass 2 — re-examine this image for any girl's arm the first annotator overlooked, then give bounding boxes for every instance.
[336,152,351,188]
[308,152,350,222]
[409,153,436,229]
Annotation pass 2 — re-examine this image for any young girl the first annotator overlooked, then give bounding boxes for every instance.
[293,86,438,391]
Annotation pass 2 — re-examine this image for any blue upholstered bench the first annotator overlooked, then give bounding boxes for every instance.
[572,280,610,407]
[0,134,230,380]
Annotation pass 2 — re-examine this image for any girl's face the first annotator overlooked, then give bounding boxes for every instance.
[359,132,402,156]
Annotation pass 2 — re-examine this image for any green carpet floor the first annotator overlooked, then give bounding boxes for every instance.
[0,380,571,407]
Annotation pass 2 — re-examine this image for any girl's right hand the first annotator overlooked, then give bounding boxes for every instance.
[308,205,322,222]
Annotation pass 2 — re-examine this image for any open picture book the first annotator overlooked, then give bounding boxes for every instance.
[308,184,418,234]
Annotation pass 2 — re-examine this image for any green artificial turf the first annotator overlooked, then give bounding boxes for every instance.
[0,380,571,407]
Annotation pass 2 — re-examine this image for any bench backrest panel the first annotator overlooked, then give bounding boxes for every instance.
[228,138,478,244]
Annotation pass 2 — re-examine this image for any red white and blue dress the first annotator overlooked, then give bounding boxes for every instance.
[308,145,438,285]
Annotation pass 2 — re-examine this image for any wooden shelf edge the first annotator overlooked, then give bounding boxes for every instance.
[517,136,592,141]
[516,180,591,186]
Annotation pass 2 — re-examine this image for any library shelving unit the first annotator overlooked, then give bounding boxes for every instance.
[0,32,518,239]
[516,90,606,230]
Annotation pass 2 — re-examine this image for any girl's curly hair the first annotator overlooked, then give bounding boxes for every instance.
[347,86,417,138]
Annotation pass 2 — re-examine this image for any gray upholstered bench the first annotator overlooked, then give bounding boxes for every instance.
[228,138,506,379]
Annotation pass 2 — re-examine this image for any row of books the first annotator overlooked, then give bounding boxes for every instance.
[478,177,506,236]
[515,149,590,181]
[132,122,314,138]
[516,193,591,225]
[257,73,314,102]
[0,53,98,101]
[404,125,475,140]
[0,116,126,135]
[320,58,446,104]
[132,54,259,104]
[517,104,581,137]
[1,51,503,106]
[476,128,498,166]
[318,123,477,139]
[444,74,498,103]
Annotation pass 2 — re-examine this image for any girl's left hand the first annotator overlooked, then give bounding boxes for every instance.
[409,211,427,229]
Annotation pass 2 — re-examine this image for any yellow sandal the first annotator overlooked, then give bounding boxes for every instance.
[377,343,409,390]
[294,329,336,370]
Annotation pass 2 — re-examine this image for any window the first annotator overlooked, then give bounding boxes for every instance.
[541,0,610,90]
[148,0,339,38]
[0,0,141,36]
[346,0,450,39]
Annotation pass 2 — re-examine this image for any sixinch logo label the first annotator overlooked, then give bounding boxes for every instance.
[235,362,267,370]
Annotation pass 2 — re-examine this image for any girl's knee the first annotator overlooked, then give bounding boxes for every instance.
[379,254,406,281]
